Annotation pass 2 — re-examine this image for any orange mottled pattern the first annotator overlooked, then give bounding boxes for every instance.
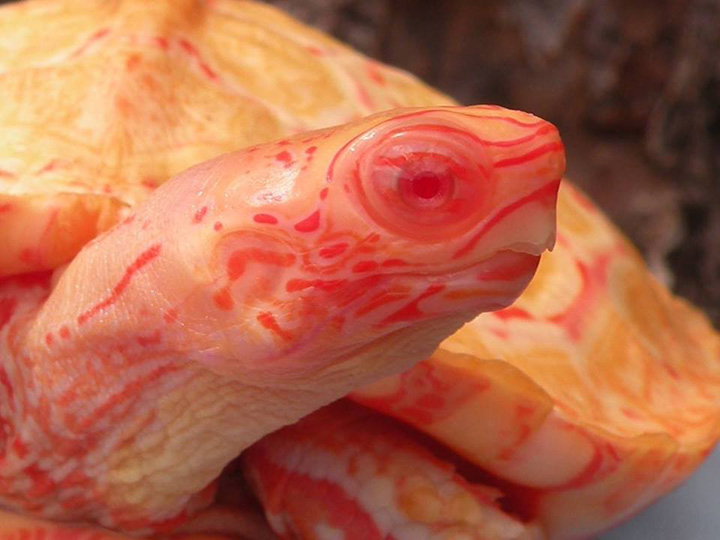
[352,183,720,538]
[244,401,543,540]
[0,103,563,530]
[0,0,451,277]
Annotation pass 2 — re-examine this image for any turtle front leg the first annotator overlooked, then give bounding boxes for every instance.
[0,509,127,540]
[244,401,544,540]
[0,106,563,531]
[0,507,274,540]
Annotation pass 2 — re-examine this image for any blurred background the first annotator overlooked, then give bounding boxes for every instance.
[268,0,720,328]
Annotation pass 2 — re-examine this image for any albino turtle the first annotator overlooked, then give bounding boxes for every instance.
[0,1,717,540]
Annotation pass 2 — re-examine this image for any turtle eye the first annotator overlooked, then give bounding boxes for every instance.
[400,169,452,204]
[377,152,456,211]
[353,123,491,240]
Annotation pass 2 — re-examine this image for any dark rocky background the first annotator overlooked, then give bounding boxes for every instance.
[267,0,720,326]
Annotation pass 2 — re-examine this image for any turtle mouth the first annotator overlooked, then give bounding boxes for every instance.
[369,247,542,287]
[364,249,542,316]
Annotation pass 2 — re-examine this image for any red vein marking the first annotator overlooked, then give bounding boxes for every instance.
[306,146,317,155]
[382,259,408,267]
[0,169,15,178]
[37,159,60,174]
[493,306,534,322]
[71,28,110,58]
[367,64,386,85]
[73,364,177,433]
[153,36,169,49]
[355,290,410,317]
[0,298,17,332]
[226,248,296,282]
[193,206,208,223]
[484,124,556,147]
[257,312,293,341]
[275,151,294,168]
[253,213,278,225]
[0,203,12,213]
[319,187,329,200]
[214,221,224,231]
[294,210,321,233]
[77,244,162,325]
[380,284,446,326]
[555,440,621,490]
[227,253,245,281]
[352,261,378,273]
[548,254,610,341]
[0,367,13,404]
[213,287,234,311]
[178,38,219,81]
[136,329,162,347]
[476,253,540,282]
[473,114,547,128]
[453,180,560,259]
[355,80,374,109]
[59,326,71,339]
[319,243,348,259]
[336,275,382,307]
[493,141,564,169]
[25,464,56,498]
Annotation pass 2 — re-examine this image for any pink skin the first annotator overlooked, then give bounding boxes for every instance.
[0,106,563,531]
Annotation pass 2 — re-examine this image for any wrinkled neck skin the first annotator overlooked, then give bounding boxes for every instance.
[0,106,564,531]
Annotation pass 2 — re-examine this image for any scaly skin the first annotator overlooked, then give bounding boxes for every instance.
[0,106,563,531]
[244,401,543,540]
[245,183,720,540]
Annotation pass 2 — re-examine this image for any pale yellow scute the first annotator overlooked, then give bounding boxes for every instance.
[0,0,450,277]
[0,192,125,276]
[467,184,720,445]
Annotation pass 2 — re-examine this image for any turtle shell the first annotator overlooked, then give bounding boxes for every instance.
[0,0,450,277]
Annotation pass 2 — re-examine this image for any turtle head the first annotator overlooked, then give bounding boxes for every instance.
[193,106,564,382]
[11,106,563,527]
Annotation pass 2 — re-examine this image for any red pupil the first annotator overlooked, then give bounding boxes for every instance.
[410,172,443,199]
